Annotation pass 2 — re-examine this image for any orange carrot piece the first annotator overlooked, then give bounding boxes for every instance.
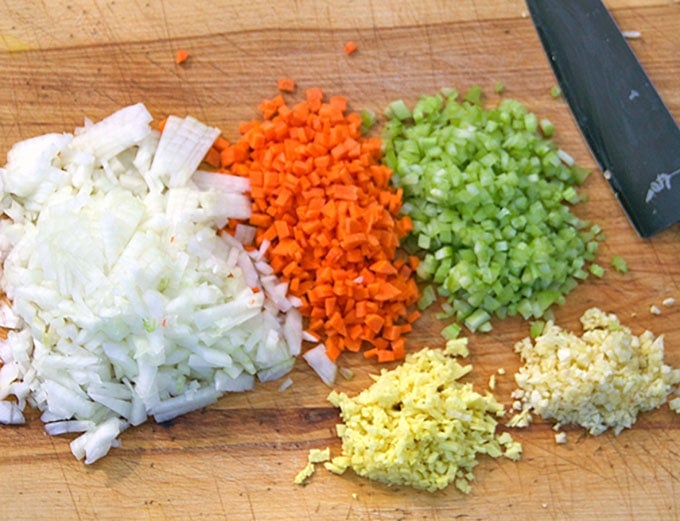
[277,77,296,93]
[365,313,385,334]
[369,260,398,275]
[274,220,291,239]
[175,49,190,64]
[376,349,395,363]
[391,338,405,360]
[374,282,402,302]
[343,41,358,55]
[213,136,230,151]
[203,147,221,168]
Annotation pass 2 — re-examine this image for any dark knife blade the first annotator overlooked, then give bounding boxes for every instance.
[526,0,680,237]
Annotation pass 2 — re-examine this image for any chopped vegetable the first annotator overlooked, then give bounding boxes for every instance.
[670,396,680,414]
[302,343,337,386]
[277,77,296,93]
[550,85,562,98]
[610,255,628,273]
[216,89,420,362]
[325,343,521,493]
[360,109,376,134]
[554,432,567,444]
[0,104,302,463]
[338,366,355,380]
[589,263,604,278]
[509,308,680,435]
[175,49,190,64]
[440,322,462,340]
[294,447,331,484]
[344,41,358,55]
[278,377,294,391]
[494,81,505,94]
[650,304,662,315]
[539,118,554,137]
[530,320,546,338]
[662,297,676,307]
[382,87,601,333]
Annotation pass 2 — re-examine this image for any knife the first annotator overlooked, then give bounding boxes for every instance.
[526,0,680,237]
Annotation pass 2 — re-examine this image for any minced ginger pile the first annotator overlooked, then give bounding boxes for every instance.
[304,340,521,493]
[509,307,680,435]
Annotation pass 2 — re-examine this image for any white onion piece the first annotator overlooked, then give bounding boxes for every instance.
[233,224,256,246]
[278,377,293,392]
[151,387,222,423]
[302,344,337,387]
[70,417,128,464]
[149,115,220,188]
[71,103,152,161]
[44,420,95,435]
[214,371,255,393]
[0,400,25,424]
[192,170,250,193]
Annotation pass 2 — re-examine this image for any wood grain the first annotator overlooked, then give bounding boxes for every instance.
[1,1,679,519]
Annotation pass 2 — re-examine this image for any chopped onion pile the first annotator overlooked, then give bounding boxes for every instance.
[0,103,302,463]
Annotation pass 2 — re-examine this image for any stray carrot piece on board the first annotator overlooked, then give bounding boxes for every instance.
[175,49,190,64]
[218,88,420,363]
[203,147,221,168]
[344,41,358,55]
[277,77,296,93]
[213,136,230,151]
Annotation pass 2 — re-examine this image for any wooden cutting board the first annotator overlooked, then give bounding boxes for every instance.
[1,1,679,519]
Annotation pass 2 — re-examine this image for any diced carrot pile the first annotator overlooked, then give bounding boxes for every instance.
[213,88,420,362]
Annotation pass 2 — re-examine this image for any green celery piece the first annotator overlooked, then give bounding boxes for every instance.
[464,308,491,332]
[417,284,437,310]
[540,118,554,137]
[464,85,483,105]
[441,322,462,340]
[386,99,411,121]
[610,255,628,273]
[530,320,545,338]
[360,109,376,134]
[589,263,605,278]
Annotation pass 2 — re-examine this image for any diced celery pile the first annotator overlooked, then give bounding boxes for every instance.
[382,88,602,332]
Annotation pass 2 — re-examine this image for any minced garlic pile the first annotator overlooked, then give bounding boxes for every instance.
[509,307,680,435]
[324,340,521,493]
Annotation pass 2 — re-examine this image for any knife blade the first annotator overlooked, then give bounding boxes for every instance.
[526,0,680,237]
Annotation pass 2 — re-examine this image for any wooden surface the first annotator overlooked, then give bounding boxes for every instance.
[1,1,679,519]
